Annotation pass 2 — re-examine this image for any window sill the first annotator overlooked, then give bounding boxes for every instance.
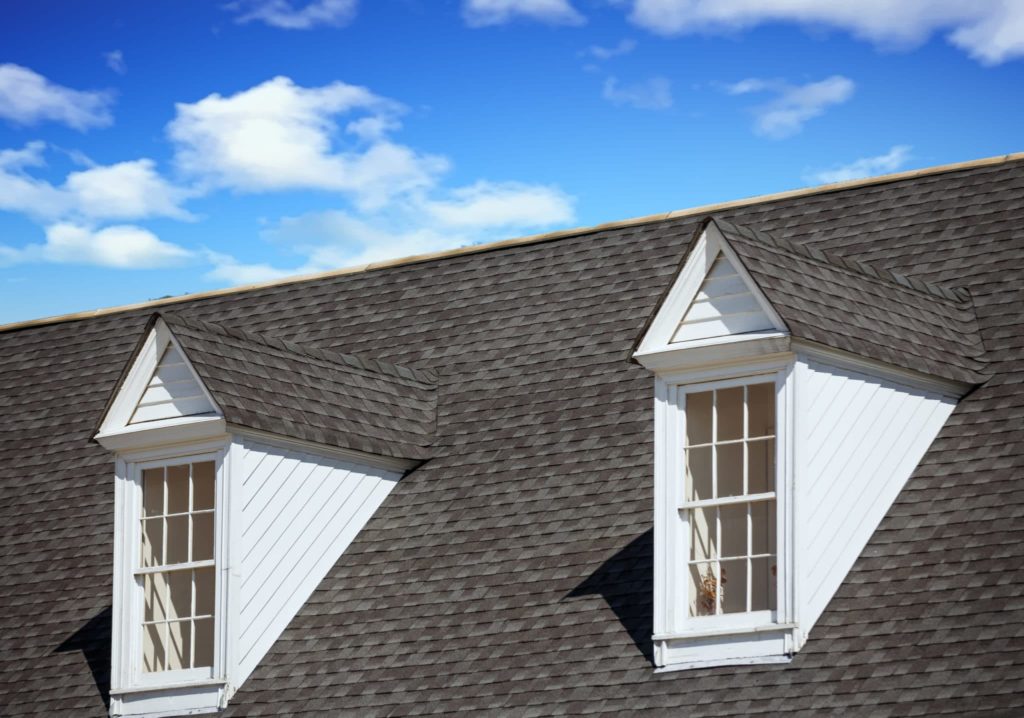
[653,621,796,642]
[111,678,225,696]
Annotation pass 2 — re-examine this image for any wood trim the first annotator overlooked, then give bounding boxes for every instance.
[5,151,1022,334]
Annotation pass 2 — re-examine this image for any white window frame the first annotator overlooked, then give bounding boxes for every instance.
[111,439,234,696]
[652,358,797,669]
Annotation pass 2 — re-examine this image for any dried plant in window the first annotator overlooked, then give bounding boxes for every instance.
[697,566,718,615]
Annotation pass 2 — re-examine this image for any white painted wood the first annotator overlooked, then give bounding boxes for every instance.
[672,255,776,342]
[130,345,215,424]
[233,436,402,684]
[795,356,956,632]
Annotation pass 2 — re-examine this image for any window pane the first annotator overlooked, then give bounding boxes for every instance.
[720,503,747,558]
[192,513,214,562]
[689,507,716,562]
[143,572,168,623]
[716,387,743,441]
[143,622,165,673]
[168,570,192,619]
[141,518,164,567]
[748,382,775,438]
[192,461,215,511]
[195,567,216,617]
[166,464,190,514]
[717,443,744,497]
[751,556,777,611]
[720,559,747,614]
[685,391,712,446]
[142,468,163,517]
[166,620,191,671]
[685,446,712,501]
[165,515,189,565]
[748,438,775,494]
[689,562,718,617]
[751,500,776,556]
[194,618,215,668]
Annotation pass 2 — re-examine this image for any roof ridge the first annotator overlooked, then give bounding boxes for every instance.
[712,218,972,304]
[160,312,438,386]
[2,150,1019,333]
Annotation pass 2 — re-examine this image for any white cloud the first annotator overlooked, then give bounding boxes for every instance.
[602,76,673,110]
[806,145,913,184]
[105,50,126,75]
[625,1,1024,65]
[0,143,193,222]
[0,223,193,269]
[727,75,854,138]
[422,181,575,229]
[202,250,303,284]
[463,0,585,27]
[229,0,357,29]
[167,76,445,209]
[582,39,637,60]
[0,64,114,130]
[65,160,194,221]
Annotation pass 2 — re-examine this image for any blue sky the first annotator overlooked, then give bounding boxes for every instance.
[1,0,1022,324]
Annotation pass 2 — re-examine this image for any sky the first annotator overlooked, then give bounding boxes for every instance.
[1,0,1022,325]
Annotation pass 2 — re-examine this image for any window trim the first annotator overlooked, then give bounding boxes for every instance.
[111,440,235,696]
[652,359,798,668]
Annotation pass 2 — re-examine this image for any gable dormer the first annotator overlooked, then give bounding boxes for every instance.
[94,314,436,718]
[634,218,987,672]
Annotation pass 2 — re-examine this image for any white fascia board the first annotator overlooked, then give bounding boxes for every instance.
[792,339,974,399]
[634,333,791,374]
[636,222,787,357]
[95,415,227,454]
[228,425,420,474]
[98,318,222,437]
[110,682,225,718]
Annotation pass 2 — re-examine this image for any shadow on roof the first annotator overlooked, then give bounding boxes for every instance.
[567,528,655,667]
[55,605,111,710]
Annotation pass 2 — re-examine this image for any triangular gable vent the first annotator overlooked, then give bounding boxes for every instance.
[672,254,776,343]
[129,344,216,424]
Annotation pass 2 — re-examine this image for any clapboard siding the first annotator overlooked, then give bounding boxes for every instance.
[798,358,955,631]
[235,437,401,684]
[672,255,775,343]
[129,345,215,423]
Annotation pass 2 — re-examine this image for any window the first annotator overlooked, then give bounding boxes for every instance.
[134,457,219,679]
[683,383,776,618]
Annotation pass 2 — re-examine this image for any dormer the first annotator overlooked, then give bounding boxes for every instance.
[94,314,436,717]
[634,218,988,671]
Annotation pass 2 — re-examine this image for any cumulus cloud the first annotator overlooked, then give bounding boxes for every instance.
[0,64,114,130]
[0,143,193,222]
[726,75,854,138]
[0,223,193,269]
[105,50,126,75]
[167,76,445,209]
[624,1,1024,65]
[806,145,913,184]
[602,76,673,110]
[228,0,357,29]
[462,0,585,27]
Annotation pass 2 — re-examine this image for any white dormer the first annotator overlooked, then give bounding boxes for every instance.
[94,316,426,717]
[634,219,977,672]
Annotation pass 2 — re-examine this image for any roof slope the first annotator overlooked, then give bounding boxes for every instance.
[0,158,1022,716]
[158,312,437,460]
[711,217,989,384]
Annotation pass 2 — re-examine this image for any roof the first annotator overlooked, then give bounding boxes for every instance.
[150,313,437,461]
[709,217,989,385]
[1,156,1023,716]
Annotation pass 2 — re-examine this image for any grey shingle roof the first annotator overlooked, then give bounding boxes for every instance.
[1,158,1023,716]
[158,312,437,461]
[710,217,990,384]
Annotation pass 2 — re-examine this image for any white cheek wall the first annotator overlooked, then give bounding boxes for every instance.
[796,358,956,634]
[234,437,401,684]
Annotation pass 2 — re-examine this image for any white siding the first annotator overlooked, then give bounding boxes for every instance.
[672,255,775,343]
[797,358,955,631]
[234,437,401,684]
[129,345,215,424]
